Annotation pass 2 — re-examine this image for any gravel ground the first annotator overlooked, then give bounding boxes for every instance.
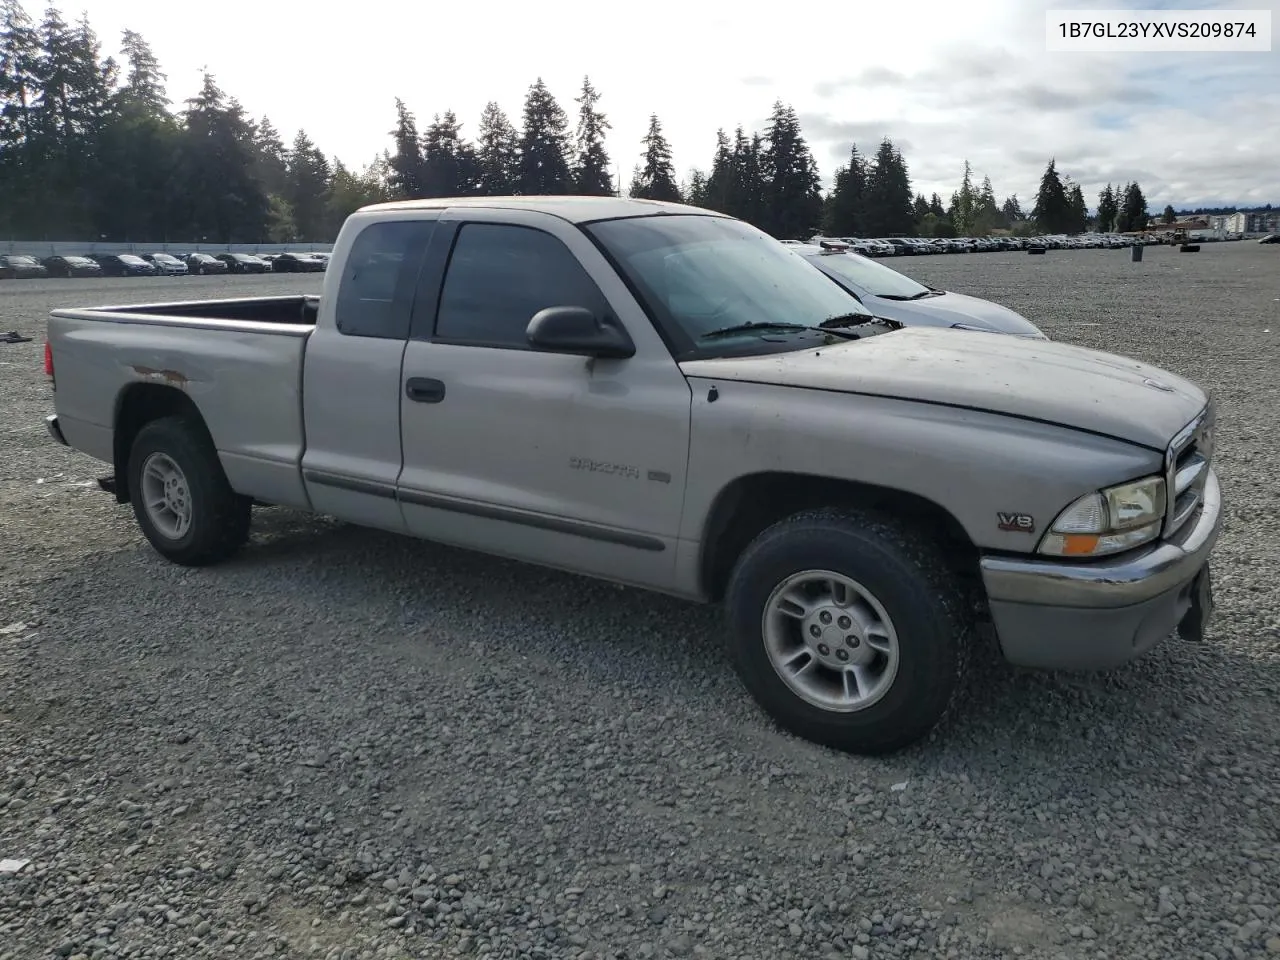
[2,243,1279,960]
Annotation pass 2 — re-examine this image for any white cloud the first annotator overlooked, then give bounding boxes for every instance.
[73,0,1279,207]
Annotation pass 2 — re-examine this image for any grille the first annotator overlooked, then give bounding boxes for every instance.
[1164,403,1215,538]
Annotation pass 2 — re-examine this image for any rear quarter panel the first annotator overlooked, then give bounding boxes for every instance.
[48,314,310,507]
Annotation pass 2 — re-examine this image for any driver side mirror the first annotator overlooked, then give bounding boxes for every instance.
[526,306,635,359]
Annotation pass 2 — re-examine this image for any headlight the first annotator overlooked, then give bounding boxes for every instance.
[1038,475,1166,557]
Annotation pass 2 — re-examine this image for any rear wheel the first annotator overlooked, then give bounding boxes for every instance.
[724,507,972,755]
[127,416,251,566]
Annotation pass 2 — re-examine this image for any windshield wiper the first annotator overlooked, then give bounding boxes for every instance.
[821,312,904,333]
[700,321,863,341]
[819,312,877,328]
[877,289,939,301]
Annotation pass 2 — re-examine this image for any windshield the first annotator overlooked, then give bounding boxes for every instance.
[119,255,146,264]
[584,215,871,358]
[153,254,179,263]
[805,251,931,298]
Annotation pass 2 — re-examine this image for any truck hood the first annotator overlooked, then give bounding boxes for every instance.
[679,326,1207,451]
[870,290,1046,338]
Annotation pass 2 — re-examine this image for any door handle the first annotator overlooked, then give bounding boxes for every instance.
[405,377,446,403]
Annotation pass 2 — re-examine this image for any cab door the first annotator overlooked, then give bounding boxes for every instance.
[299,215,437,533]
[395,207,693,592]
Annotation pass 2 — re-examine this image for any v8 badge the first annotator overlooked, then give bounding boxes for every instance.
[997,512,1036,533]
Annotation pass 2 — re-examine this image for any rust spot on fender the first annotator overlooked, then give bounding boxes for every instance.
[132,365,188,387]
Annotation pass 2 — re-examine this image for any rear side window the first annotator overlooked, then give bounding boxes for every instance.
[335,220,435,339]
[433,223,606,349]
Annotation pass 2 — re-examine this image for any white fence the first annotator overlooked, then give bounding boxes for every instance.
[1,240,335,257]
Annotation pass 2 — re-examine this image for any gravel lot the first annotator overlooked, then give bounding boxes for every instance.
[2,243,1279,960]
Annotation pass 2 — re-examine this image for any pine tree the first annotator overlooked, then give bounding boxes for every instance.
[175,72,269,241]
[707,126,763,224]
[863,138,914,236]
[517,77,571,195]
[387,98,425,199]
[760,101,822,239]
[911,192,929,223]
[421,110,478,197]
[1031,159,1069,233]
[265,194,296,242]
[570,76,612,195]
[118,28,165,113]
[1118,181,1148,232]
[1096,183,1118,232]
[972,174,1002,235]
[93,27,179,241]
[950,160,977,235]
[1114,181,1133,231]
[630,113,680,202]
[684,169,708,207]
[1161,204,1176,224]
[286,129,331,240]
[928,192,945,217]
[703,128,733,212]
[821,143,866,236]
[475,101,518,195]
[325,157,388,235]
[0,0,40,158]
[252,117,289,198]
[1065,179,1087,233]
[1001,194,1024,225]
[27,8,115,236]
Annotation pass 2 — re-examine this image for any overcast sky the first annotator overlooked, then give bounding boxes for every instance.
[74,0,1278,209]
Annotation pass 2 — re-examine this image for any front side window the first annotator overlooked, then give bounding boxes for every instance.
[585,214,872,359]
[433,223,607,349]
[335,219,436,340]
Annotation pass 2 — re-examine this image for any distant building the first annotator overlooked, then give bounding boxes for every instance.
[1245,211,1279,234]
[1199,210,1276,236]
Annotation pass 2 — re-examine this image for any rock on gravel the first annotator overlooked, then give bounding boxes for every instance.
[2,250,1279,960]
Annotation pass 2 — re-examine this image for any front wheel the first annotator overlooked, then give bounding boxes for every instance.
[127,416,251,566]
[724,507,972,755]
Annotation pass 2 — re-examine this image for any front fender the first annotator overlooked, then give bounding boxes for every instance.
[681,380,1162,553]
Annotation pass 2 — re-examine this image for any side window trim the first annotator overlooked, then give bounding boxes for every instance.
[334,218,438,341]
[407,220,460,342]
[417,220,611,352]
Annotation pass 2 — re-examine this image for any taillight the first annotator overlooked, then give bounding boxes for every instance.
[44,341,53,377]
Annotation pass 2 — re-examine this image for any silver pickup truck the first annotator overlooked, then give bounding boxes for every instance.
[43,196,1222,754]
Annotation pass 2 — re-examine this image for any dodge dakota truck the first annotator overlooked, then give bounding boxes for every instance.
[43,196,1222,754]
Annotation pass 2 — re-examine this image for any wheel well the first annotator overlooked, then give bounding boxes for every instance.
[699,472,981,602]
[111,384,207,503]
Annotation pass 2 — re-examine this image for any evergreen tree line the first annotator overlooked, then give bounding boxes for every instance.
[0,0,386,242]
[2,1,1168,243]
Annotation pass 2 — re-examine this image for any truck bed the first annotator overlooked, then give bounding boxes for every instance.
[47,294,318,513]
[52,294,320,331]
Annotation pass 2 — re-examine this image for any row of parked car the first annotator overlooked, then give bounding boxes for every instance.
[0,251,330,280]
[792,233,1154,256]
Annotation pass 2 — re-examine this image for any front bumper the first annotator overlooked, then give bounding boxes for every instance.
[979,468,1222,670]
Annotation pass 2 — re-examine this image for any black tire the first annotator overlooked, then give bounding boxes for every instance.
[724,507,972,755]
[127,415,251,566]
